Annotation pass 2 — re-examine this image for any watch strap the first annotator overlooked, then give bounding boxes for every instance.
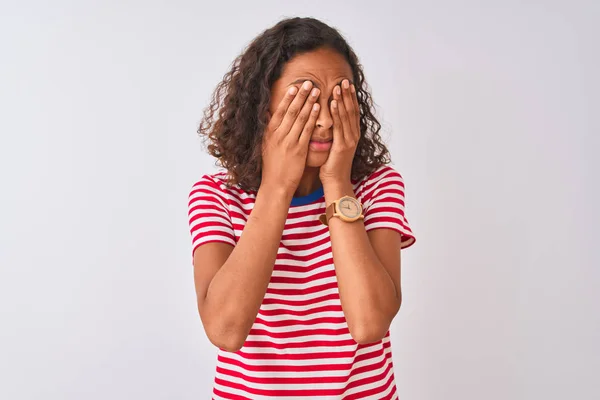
[319,202,336,226]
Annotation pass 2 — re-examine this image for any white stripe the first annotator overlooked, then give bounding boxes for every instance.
[214,370,348,393]
[189,215,232,231]
[259,298,340,312]
[252,321,347,334]
[189,202,231,220]
[217,361,352,379]
[366,201,406,215]
[278,232,331,251]
[239,342,359,355]
[263,287,339,302]
[281,223,328,237]
[193,234,235,248]
[191,225,234,239]
[218,351,358,367]
[273,253,333,269]
[256,310,344,323]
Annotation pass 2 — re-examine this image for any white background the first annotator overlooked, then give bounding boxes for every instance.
[1,1,598,399]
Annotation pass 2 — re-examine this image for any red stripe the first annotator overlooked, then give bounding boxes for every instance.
[278,234,331,250]
[233,348,363,360]
[254,316,346,328]
[243,338,357,350]
[248,327,350,340]
[192,230,235,245]
[213,386,252,400]
[259,293,341,315]
[266,281,338,296]
[269,269,336,285]
[274,246,333,262]
[214,377,345,397]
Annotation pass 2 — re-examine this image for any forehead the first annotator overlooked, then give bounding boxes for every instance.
[279,47,353,81]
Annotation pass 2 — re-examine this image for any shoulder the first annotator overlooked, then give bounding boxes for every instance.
[364,164,404,185]
[188,171,233,208]
[189,170,244,198]
[190,171,230,192]
[188,170,255,209]
[354,164,405,202]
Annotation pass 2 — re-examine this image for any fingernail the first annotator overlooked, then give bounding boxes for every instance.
[311,88,319,97]
[335,86,341,95]
[313,103,320,111]
[332,100,337,108]
[343,80,349,89]
[303,81,312,90]
[289,87,297,95]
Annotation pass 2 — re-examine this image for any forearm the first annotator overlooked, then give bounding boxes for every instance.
[203,184,293,347]
[324,180,400,343]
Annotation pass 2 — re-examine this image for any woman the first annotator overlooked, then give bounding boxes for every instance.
[188,17,416,399]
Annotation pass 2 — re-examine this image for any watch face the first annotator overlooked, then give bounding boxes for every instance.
[338,197,362,219]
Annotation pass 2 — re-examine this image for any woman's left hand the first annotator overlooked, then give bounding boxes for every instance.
[319,79,360,185]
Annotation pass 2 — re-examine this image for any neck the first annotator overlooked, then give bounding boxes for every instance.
[294,167,322,197]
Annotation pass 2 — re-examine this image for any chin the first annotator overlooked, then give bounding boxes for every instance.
[306,151,329,168]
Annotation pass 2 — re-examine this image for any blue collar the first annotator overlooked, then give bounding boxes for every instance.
[290,185,324,206]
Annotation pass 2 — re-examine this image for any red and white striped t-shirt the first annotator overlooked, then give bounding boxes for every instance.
[188,164,416,399]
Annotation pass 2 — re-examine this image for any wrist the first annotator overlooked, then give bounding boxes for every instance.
[258,182,295,202]
[322,180,355,205]
[319,166,351,186]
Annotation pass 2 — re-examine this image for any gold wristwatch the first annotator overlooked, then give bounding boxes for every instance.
[319,196,364,226]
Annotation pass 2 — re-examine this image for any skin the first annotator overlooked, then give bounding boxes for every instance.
[193,47,403,351]
[268,48,351,196]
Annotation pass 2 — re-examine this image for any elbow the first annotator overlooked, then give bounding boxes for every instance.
[349,325,388,345]
[347,307,398,345]
[347,292,401,345]
[348,318,391,345]
[202,316,248,352]
[207,333,246,353]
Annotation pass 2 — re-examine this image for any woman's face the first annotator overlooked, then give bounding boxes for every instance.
[269,47,354,168]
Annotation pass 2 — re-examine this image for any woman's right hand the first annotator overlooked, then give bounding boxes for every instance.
[261,80,320,195]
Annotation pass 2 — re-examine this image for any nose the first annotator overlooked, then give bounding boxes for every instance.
[316,99,333,130]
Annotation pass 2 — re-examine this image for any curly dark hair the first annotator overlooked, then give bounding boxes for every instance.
[198,17,391,191]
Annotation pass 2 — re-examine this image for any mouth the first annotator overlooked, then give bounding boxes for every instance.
[309,138,333,152]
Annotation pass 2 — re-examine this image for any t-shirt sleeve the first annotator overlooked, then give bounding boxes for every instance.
[362,166,416,249]
[188,175,236,257]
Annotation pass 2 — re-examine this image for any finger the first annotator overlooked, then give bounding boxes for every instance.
[350,83,359,111]
[341,80,359,140]
[277,80,314,138]
[341,80,356,122]
[334,85,353,141]
[269,86,298,131]
[330,100,344,147]
[298,102,320,148]
[286,87,320,143]
[350,84,360,134]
